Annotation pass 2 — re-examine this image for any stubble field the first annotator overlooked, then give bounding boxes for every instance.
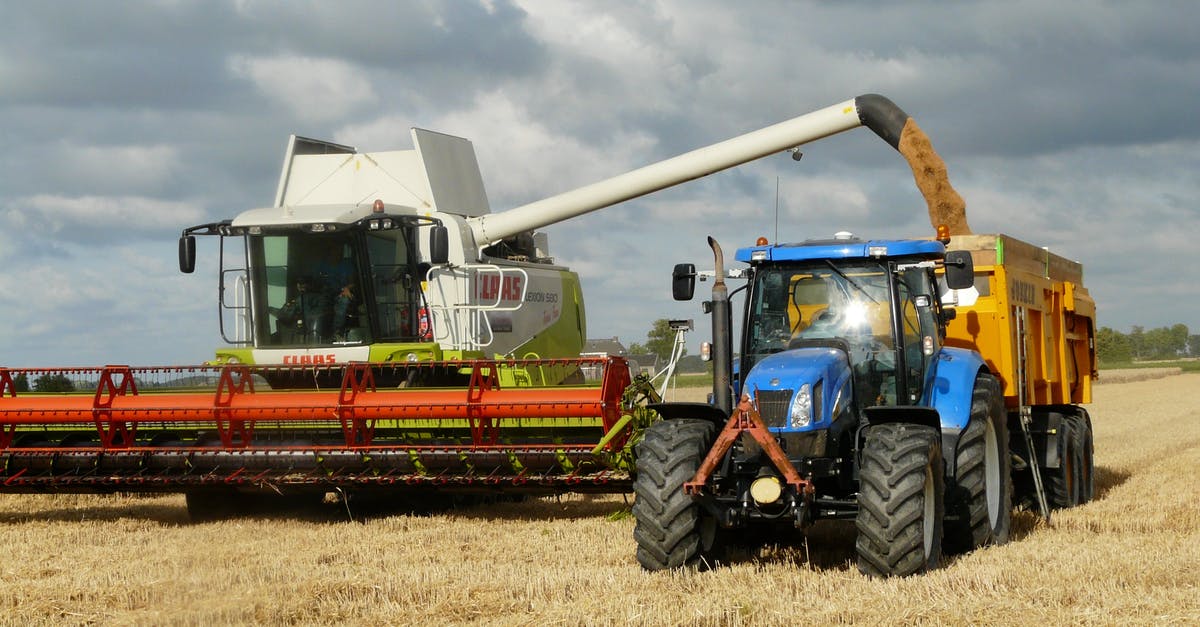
[1,373,1198,625]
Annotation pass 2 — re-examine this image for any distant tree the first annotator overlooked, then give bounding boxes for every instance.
[12,373,31,393]
[1095,327,1132,364]
[1190,335,1200,358]
[1129,326,1146,360]
[1170,324,1190,356]
[34,373,75,393]
[635,319,687,364]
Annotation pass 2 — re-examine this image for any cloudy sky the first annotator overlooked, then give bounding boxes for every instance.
[1,1,1197,367]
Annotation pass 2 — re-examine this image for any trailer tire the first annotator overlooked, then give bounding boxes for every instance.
[856,422,945,577]
[632,419,723,571]
[1070,414,1094,504]
[944,374,1012,554]
[1044,415,1082,508]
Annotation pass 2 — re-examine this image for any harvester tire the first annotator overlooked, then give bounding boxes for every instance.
[185,489,250,522]
[944,373,1012,554]
[1044,415,1081,509]
[856,422,945,577]
[632,419,723,571]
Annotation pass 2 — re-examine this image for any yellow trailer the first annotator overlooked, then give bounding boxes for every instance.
[945,233,1097,513]
[945,234,1097,407]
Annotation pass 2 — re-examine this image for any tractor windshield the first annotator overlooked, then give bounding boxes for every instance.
[247,228,423,348]
[744,261,899,404]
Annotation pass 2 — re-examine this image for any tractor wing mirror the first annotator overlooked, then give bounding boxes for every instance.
[943,250,974,290]
[672,263,696,301]
[430,225,450,265]
[179,235,197,274]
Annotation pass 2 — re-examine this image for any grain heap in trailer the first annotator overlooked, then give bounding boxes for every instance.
[0,95,1094,573]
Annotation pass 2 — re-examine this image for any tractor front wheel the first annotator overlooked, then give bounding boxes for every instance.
[856,422,945,577]
[632,419,723,571]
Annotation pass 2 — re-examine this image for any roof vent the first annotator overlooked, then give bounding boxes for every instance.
[834,231,854,240]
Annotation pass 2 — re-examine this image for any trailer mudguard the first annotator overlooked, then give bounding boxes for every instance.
[925,346,988,431]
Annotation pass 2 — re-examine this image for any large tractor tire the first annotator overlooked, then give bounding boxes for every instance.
[856,422,945,577]
[1044,414,1082,509]
[632,419,723,571]
[944,373,1012,554]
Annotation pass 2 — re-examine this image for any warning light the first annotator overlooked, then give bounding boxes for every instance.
[373,199,385,213]
[936,224,950,244]
[756,237,769,246]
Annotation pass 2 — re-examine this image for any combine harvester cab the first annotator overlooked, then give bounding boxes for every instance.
[177,131,590,387]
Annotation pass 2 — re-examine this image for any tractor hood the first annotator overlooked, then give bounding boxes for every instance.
[742,346,853,432]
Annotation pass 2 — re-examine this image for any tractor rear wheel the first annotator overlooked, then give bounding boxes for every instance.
[1044,415,1082,509]
[633,419,722,571]
[856,422,945,577]
[944,374,1012,554]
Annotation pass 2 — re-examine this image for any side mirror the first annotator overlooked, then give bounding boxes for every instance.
[179,235,197,274]
[943,250,974,290]
[430,226,450,265]
[672,263,696,301]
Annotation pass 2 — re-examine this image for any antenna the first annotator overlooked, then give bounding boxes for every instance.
[774,176,780,243]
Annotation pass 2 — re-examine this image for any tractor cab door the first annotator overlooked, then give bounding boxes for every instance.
[893,266,943,405]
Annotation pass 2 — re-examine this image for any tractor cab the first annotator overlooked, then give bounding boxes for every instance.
[735,235,970,423]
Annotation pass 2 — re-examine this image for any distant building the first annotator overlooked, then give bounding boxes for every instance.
[582,337,629,379]
[582,337,628,358]
[626,353,659,377]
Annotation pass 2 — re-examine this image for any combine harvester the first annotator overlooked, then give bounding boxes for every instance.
[0,96,1091,545]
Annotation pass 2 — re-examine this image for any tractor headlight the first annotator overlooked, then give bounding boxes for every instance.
[790,383,812,429]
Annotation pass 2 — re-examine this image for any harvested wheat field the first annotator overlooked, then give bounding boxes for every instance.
[1,374,1198,625]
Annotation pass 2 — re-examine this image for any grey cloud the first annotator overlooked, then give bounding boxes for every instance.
[0,0,1196,366]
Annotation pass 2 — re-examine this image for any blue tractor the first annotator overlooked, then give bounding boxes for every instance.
[633,232,1012,577]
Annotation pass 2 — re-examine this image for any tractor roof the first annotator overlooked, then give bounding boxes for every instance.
[734,236,945,263]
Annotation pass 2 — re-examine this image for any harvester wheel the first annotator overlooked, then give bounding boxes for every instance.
[944,374,1012,554]
[632,419,723,571]
[185,489,250,523]
[1044,415,1082,509]
[856,422,944,577]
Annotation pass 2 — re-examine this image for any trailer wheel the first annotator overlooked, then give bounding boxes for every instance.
[856,422,944,577]
[1070,414,1094,504]
[944,374,1012,554]
[632,419,723,571]
[1044,415,1081,508]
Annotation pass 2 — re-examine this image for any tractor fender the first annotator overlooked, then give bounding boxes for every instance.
[646,402,728,428]
[925,347,988,432]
